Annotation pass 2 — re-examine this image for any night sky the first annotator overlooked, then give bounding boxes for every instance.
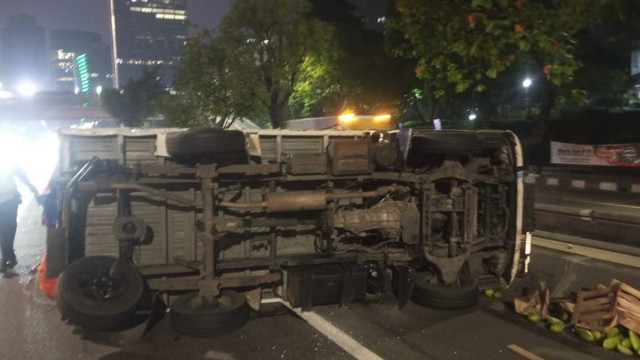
[0,0,232,43]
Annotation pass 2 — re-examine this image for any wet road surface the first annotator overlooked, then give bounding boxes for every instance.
[3,199,639,360]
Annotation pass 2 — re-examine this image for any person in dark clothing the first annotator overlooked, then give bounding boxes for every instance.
[0,164,39,271]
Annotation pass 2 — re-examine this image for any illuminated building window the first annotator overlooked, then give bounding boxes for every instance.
[112,0,187,86]
[76,53,91,93]
[123,59,166,65]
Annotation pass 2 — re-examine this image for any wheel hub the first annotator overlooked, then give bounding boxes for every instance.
[89,275,122,300]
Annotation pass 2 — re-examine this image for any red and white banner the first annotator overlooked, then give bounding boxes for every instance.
[550,141,640,167]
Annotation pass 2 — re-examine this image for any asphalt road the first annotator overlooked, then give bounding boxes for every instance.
[2,199,639,360]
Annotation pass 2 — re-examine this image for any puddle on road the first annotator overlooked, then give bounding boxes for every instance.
[19,275,56,306]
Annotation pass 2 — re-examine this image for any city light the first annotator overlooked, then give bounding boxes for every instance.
[338,113,356,123]
[522,78,532,88]
[0,128,59,201]
[469,113,477,121]
[373,114,391,122]
[17,82,38,97]
[96,85,103,95]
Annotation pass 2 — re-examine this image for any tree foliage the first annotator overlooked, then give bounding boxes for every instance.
[219,0,329,128]
[290,0,415,119]
[391,0,629,138]
[393,0,607,95]
[161,32,261,128]
[101,67,166,127]
[289,44,344,118]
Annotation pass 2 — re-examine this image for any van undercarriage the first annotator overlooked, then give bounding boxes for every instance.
[48,128,527,336]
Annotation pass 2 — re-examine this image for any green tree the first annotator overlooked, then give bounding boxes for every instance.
[289,47,344,118]
[220,0,328,128]
[290,0,415,119]
[101,67,166,127]
[161,31,262,128]
[392,0,619,141]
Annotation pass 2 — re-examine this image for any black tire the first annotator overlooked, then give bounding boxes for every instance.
[411,269,479,310]
[170,290,249,337]
[56,256,145,330]
[166,128,247,159]
[410,132,484,155]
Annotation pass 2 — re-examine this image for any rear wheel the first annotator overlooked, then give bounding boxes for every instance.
[411,132,484,155]
[411,266,478,310]
[166,128,247,165]
[170,290,249,337]
[56,256,145,330]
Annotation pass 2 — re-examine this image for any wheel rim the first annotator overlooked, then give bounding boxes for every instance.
[78,271,127,301]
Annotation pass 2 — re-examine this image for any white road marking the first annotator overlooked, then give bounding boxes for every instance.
[532,236,640,268]
[263,298,385,360]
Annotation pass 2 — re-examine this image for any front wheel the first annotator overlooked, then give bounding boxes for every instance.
[170,290,249,337]
[411,267,478,310]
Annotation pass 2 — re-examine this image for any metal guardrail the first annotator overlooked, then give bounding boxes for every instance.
[527,167,640,196]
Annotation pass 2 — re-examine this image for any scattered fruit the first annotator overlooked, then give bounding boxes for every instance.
[527,314,541,323]
[629,330,640,351]
[607,327,621,339]
[622,338,631,348]
[492,291,502,299]
[577,329,595,342]
[592,331,603,341]
[617,343,634,356]
[484,289,495,297]
[550,323,564,333]
[547,316,562,326]
[560,311,569,322]
[603,337,620,350]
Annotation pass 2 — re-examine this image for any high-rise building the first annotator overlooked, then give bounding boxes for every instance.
[50,30,112,93]
[109,0,188,88]
[0,13,48,92]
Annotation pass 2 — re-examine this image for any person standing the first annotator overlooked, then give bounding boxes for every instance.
[0,163,39,272]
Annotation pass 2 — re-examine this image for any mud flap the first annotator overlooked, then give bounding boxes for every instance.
[109,258,131,279]
[45,227,67,278]
[393,265,416,309]
[141,294,167,336]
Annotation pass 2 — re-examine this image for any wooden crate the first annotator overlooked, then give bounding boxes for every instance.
[571,282,620,332]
